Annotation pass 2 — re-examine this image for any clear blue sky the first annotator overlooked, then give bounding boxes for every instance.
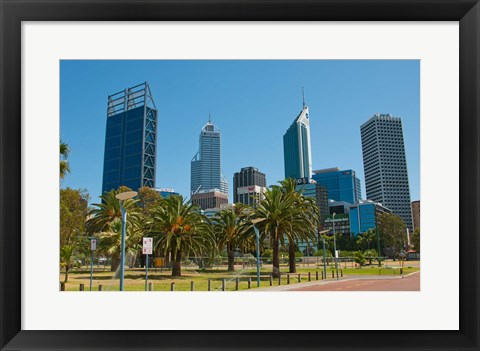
[60,60,420,204]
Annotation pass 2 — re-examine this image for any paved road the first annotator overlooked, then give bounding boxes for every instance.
[288,272,420,291]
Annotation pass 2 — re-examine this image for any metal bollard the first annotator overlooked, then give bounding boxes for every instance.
[60,282,65,291]
[98,284,103,291]
[171,282,175,291]
[248,278,251,289]
[148,282,153,291]
[191,281,195,291]
[332,271,335,278]
[208,279,211,291]
[287,274,290,284]
[79,284,84,291]
[316,271,319,280]
[222,279,226,291]
[269,274,273,286]
[341,270,343,277]
[308,272,311,281]
[298,274,301,283]
[235,278,239,291]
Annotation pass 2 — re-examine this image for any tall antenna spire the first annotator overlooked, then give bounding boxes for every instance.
[302,87,306,108]
[208,112,211,124]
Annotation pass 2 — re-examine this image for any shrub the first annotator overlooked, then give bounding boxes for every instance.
[353,251,366,267]
[261,249,273,258]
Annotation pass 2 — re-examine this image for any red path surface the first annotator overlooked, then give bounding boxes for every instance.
[289,272,420,291]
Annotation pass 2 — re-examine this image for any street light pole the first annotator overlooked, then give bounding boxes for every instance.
[318,229,329,281]
[115,191,138,292]
[333,212,339,280]
[253,225,261,287]
[251,218,265,288]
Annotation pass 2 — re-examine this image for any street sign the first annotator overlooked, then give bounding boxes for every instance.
[90,239,96,251]
[143,237,153,255]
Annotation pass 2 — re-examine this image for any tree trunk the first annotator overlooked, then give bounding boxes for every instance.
[227,245,235,272]
[64,266,69,283]
[172,250,182,277]
[288,241,296,273]
[272,234,280,278]
[111,255,120,275]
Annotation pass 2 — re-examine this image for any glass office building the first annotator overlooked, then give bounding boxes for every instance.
[283,105,312,179]
[360,113,413,230]
[312,167,361,203]
[102,82,158,194]
[349,200,391,236]
[191,118,228,195]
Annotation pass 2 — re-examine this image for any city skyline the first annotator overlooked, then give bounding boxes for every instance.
[60,60,420,205]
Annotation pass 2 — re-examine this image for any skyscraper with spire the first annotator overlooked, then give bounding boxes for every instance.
[191,116,228,196]
[283,90,312,179]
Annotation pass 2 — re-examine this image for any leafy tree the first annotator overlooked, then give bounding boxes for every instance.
[60,188,89,282]
[410,228,420,253]
[60,141,70,179]
[377,213,407,258]
[356,229,376,251]
[150,195,213,276]
[137,186,163,215]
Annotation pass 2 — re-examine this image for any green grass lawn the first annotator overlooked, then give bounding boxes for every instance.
[61,263,419,292]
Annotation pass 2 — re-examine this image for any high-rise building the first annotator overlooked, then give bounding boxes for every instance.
[324,213,351,237]
[102,82,157,194]
[191,190,228,211]
[411,200,420,231]
[360,113,413,230]
[349,199,392,236]
[283,103,312,179]
[233,167,267,206]
[154,188,179,199]
[312,167,361,203]
[191,117,228,195]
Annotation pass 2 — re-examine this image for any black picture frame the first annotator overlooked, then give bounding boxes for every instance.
[1,1,479,350]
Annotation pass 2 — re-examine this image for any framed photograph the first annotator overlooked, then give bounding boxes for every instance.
[1,0,479,350]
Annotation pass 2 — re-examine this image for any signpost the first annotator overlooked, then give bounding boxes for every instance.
[89,238,96,291]
[143,237,153,291]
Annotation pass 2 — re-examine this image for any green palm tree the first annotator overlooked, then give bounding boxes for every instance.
[213,205,249,272]
[250,186,307,278]
[279,178,320,273]
[60,141,70,179]
[96,219,144,272]
[150,195,212,277]
[86,189,143,271]
[60,244,75,283]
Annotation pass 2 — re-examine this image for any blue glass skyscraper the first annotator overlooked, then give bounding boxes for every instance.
[102,82,157,194]
[312,167,361,203]
[191,117,228,195]
[283,103,312,179]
